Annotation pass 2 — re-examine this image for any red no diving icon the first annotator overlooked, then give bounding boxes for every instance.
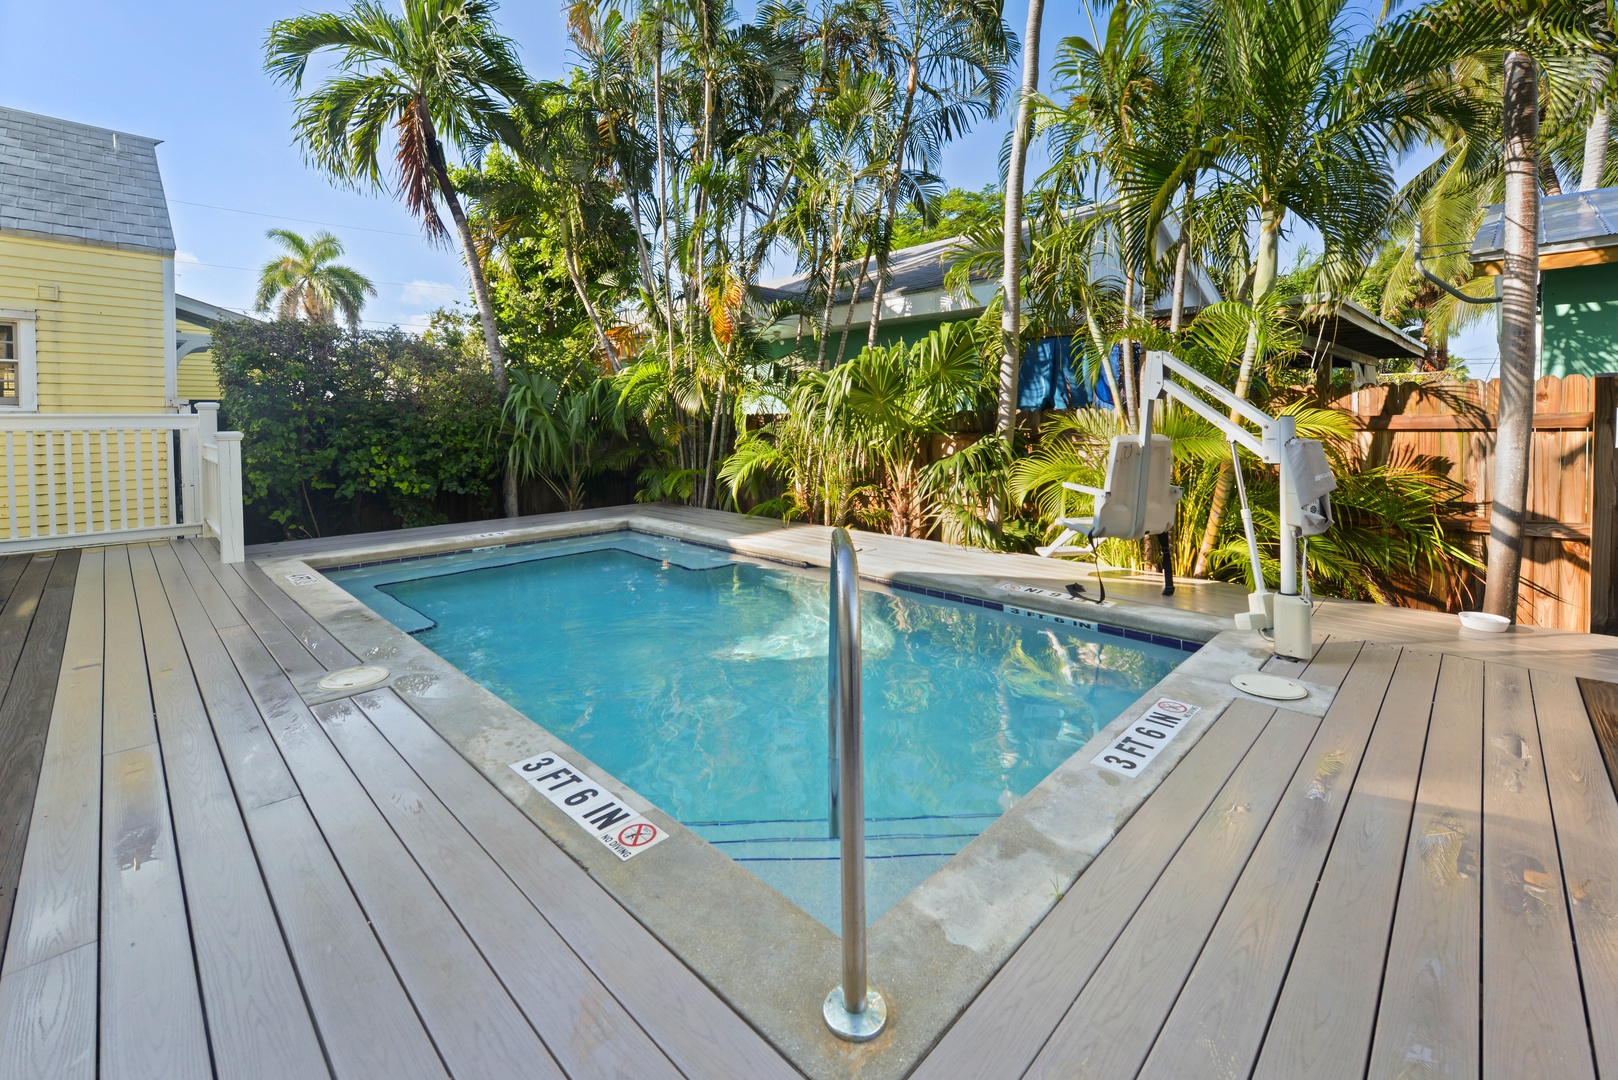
[618,822,658,847]
[1155,699,1191,714]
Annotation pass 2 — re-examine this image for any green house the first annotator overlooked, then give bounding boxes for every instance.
[1471,188,1618,378]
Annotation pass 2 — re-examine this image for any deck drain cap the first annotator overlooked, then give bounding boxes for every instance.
[1231,672,1309,701]
[318,665,390,692]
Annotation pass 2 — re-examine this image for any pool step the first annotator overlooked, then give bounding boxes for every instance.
[688,814,992,862]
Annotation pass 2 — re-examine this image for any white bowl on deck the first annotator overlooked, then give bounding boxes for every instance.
[1458,611,1511,633]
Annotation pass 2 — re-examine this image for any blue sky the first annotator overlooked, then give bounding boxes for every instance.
[0,0,1495,368]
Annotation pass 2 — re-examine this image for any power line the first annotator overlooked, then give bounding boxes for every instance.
[176,258,467,292]
[170,198,425,238]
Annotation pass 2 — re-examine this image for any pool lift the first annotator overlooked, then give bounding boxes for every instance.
[1037,350,1337,668]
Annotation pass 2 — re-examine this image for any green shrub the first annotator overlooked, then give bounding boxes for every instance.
[212,319,502,540]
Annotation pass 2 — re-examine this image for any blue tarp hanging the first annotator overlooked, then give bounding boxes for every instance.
[1017,337,1131,410]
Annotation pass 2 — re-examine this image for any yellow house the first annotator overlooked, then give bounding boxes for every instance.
[175,293,250,403]
[1,106,175,413]
[0,106,251,549]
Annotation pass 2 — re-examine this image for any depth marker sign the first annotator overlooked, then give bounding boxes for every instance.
[510,751,669,860]
[1091,698,1202,777]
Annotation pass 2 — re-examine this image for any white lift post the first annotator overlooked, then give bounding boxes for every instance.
[1137,350,1329,660]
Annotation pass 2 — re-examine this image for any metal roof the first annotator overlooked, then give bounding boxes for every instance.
[0,105,175,255]
[758,235,972,305]
[1470,188,1618,264]
[175,293,255,328]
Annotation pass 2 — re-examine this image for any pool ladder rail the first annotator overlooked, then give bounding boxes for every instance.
[823,527,889,1042]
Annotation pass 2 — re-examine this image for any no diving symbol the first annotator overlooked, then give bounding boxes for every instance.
[618,822,658,848]
[1155,699,1191,714]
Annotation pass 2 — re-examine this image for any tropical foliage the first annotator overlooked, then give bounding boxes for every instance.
[254,228,376,328]
[244,0,1618,609]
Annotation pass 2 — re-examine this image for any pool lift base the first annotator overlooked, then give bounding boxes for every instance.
[1231,672,1310,701]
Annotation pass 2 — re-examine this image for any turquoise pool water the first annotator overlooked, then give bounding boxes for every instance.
[328,533,1187,929]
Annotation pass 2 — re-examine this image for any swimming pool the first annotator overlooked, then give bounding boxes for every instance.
[327,532,1190,930]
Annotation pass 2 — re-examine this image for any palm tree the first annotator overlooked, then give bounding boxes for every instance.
[254,228,376,328]
[265,0,528,516]
[863,0,1013,349]
[1119,0,1490,572]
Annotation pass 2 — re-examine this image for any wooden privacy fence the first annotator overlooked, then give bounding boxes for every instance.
[0,402,245,562]
[1330,374,1617,633]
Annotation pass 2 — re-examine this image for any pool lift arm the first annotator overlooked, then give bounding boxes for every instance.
[1037,350,1336,661]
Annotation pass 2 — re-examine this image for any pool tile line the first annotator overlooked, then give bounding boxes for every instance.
[322,528,1204,654]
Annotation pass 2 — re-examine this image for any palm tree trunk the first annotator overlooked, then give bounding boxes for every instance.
[559,206,620,370]
[1191,207,1278,575]
[420,108,518,517]
[867,54,920,350]
[1484,50,1541,621]
[1583,104,1610,190]
[1170,182,1194,334]
[997,0,1045,438]
[653,25,677,378]
[837,248,874,366]
[1086,309,1124,419]
[1120,269,1138,430]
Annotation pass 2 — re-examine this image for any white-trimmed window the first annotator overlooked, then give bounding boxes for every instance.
[0,309,37,411]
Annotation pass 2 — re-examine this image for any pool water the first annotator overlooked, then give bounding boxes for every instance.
[328,533,1187,930]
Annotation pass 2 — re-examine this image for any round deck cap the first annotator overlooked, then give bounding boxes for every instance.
[1231,672,1309,701]
[317,665,390,692]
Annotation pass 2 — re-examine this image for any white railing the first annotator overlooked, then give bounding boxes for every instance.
[0,403,245,561]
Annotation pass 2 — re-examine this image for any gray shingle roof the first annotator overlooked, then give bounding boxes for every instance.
[0,106,175,255]
[1471,188,1618,264]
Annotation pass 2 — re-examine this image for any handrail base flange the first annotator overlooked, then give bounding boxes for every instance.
[824,985,888,1042]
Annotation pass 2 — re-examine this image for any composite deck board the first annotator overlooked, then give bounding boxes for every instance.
[1293,637,1364,690]
[1480,665,1597,1079]
[100,548,154,755]
[148,543,301,809]
[1578,677,1618,801]
[182,542,323,680]
[311,696,683,1080]
[0,551,101,979]
[215,622,566,1080]
[352,689,800,1080]
[165,539,248,634]
[1530,668,1618,1077]
[1248,649,1442,1080]
[0,554,53,701]
[1023,707,1323,1078]
[0,551,78,974]
[0,942,96,1080]
[245,795,445,1080]
[231,556,358,671]
[1136,644,1410,1080]
[0,554,29,612]
[1365,654,1485,1080]
[99,742,211,1080]
[911,700,1280,1079]
[127,545,332,1080]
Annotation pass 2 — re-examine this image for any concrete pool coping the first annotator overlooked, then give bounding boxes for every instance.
[254,507,1342,1080]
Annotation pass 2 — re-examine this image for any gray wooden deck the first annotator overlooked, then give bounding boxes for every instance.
[0,533,1615,1078]
[0,541,795,1080]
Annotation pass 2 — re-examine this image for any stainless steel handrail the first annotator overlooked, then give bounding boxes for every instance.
[823,528,887,1042]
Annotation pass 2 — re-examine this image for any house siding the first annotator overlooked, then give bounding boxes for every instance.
[1542,263,1618,378]
[176,315,221,401]
[0,231,167,412]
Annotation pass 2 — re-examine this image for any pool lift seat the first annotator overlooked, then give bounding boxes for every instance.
[1036,432,1181,557]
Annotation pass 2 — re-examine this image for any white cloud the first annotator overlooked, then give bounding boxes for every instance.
[176,250,202,265]
[398,279,463,307]
[401,311,435,334]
